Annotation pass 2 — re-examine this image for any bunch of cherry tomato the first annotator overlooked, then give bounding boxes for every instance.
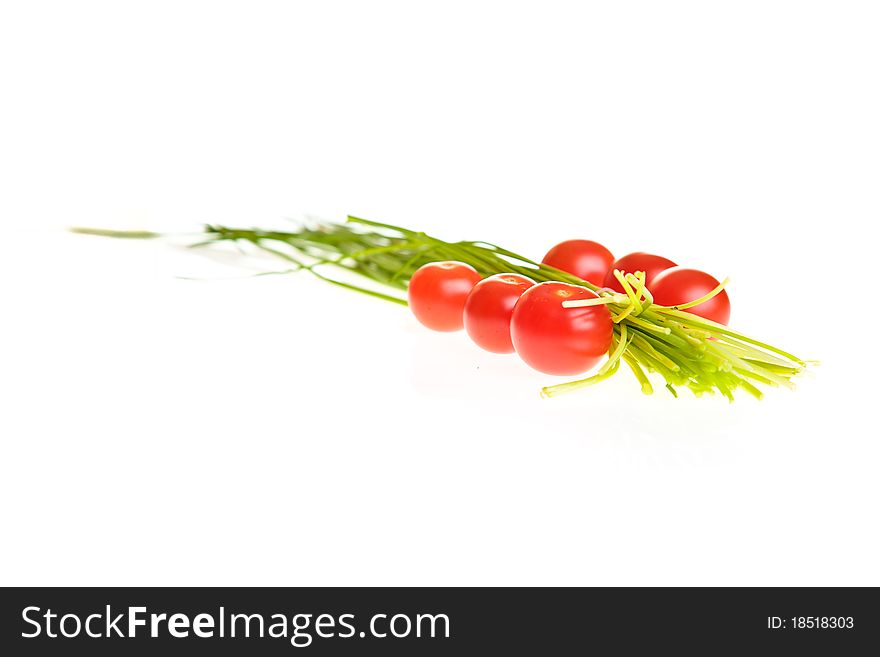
[407,239,731,376]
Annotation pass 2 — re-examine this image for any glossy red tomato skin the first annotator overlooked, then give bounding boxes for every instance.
[510,282,613,376]
[603,252,677,293]
[541,240,614,286]
[650,267,731,325]
[463,273,536,353]
[407,262,483,331]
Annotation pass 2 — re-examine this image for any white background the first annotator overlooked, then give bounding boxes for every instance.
[1,1,878,586]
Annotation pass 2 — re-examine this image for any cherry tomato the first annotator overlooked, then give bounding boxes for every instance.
[463,273,536,353]
[407,261,483,331]
[603,252,677,293]
[650,267,731,325]
[510,282,613,375]
[541,240,614,286]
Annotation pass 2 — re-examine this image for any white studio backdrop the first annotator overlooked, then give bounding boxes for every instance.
[0,1,877,586]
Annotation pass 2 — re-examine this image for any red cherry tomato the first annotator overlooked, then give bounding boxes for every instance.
[463,273,536,353]
[510,282,613,375]
[407,261,483,331]
[541,240,614,286]
[603,252,677,293]
[650,267,731,325]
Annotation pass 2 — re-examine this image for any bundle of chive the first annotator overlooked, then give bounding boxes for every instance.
[73,216,808,400]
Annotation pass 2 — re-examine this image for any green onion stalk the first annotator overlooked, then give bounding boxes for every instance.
[72,216,809,400]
